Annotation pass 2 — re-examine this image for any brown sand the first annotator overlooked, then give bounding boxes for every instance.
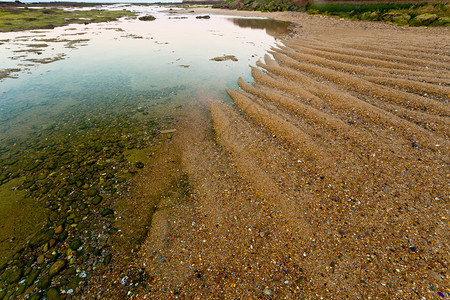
[85,9,449,299]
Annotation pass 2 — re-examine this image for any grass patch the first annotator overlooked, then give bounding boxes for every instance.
[0,7,137,32]
[306,2,450,27]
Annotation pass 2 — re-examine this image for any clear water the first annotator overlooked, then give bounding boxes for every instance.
[0,5,289,141]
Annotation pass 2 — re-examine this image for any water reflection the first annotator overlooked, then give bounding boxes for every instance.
[231,18,290,38]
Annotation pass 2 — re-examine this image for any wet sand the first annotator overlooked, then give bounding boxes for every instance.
[85,9,449,299]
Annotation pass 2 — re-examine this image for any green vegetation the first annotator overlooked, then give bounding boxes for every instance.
[0,7,136,32]
[306,2,450,27]
[213,0,305,12]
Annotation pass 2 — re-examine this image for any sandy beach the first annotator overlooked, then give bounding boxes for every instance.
[84,8,449,299]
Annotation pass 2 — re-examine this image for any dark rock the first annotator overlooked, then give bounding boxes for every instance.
[412,142,418,148]
[46,287,61,300]
[196,15,210,19]
[65,267,76,278]
[139,15,156,21]
[69,239,82,251]
[87,188,99,197]
[135,161,144,168]
[92,195,102,205]
[103,254,112,265]
[37,275,51,289]
[108,228,119,234]
[409,246,417,252]
[100,208,114,216]
[58,231,68,241]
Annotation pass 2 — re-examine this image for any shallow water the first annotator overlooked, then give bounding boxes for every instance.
[0,5,287,270]
[0,5,288,139]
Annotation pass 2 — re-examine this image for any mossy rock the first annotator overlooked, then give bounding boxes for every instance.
[67,276,83,290]
[25,268,41,286]
[37,275,51,289]
[382,12,411,26]
[49,260,66,277]
[92,195,102,205]
[103,254,112,266]
[46,287,61,300]
[28,293,43,300]
[69,239,82,251]
[100,208,114,216]
[360,11,380,21]
[430,16,450,26]
[409,13,438,26]
[29,229,54,249]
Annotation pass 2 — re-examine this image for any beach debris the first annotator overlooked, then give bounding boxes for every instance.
[160,129,177,134]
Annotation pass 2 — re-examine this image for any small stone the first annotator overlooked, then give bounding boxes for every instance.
[135,161,144,169]
[103,254,112,266]
[412,142,418,148]
[54,225,63,234]
[409,246,417,252]
[37,255,45,264]
[92,195,102,205]
[262,287,273,296]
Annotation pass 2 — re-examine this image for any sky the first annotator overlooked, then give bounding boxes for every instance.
[16,0,183,3]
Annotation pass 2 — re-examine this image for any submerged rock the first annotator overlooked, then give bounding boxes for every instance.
[49,260,66,277]
[29,229,54,249]
[46,287,61,300]
[210,55,238,62]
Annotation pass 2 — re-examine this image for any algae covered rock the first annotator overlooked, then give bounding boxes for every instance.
[382,12,411,26]
[409,13,438,26]
[46,287,61,300]
[360,11,380,21]
[431,17,450,26]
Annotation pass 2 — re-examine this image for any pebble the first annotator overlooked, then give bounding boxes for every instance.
[262,287,273,296]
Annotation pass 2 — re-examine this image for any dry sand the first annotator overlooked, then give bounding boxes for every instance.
[85,9,449,299]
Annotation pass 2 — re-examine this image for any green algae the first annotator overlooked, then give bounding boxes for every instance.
[0,7,137,32]
[0,178,46,266]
